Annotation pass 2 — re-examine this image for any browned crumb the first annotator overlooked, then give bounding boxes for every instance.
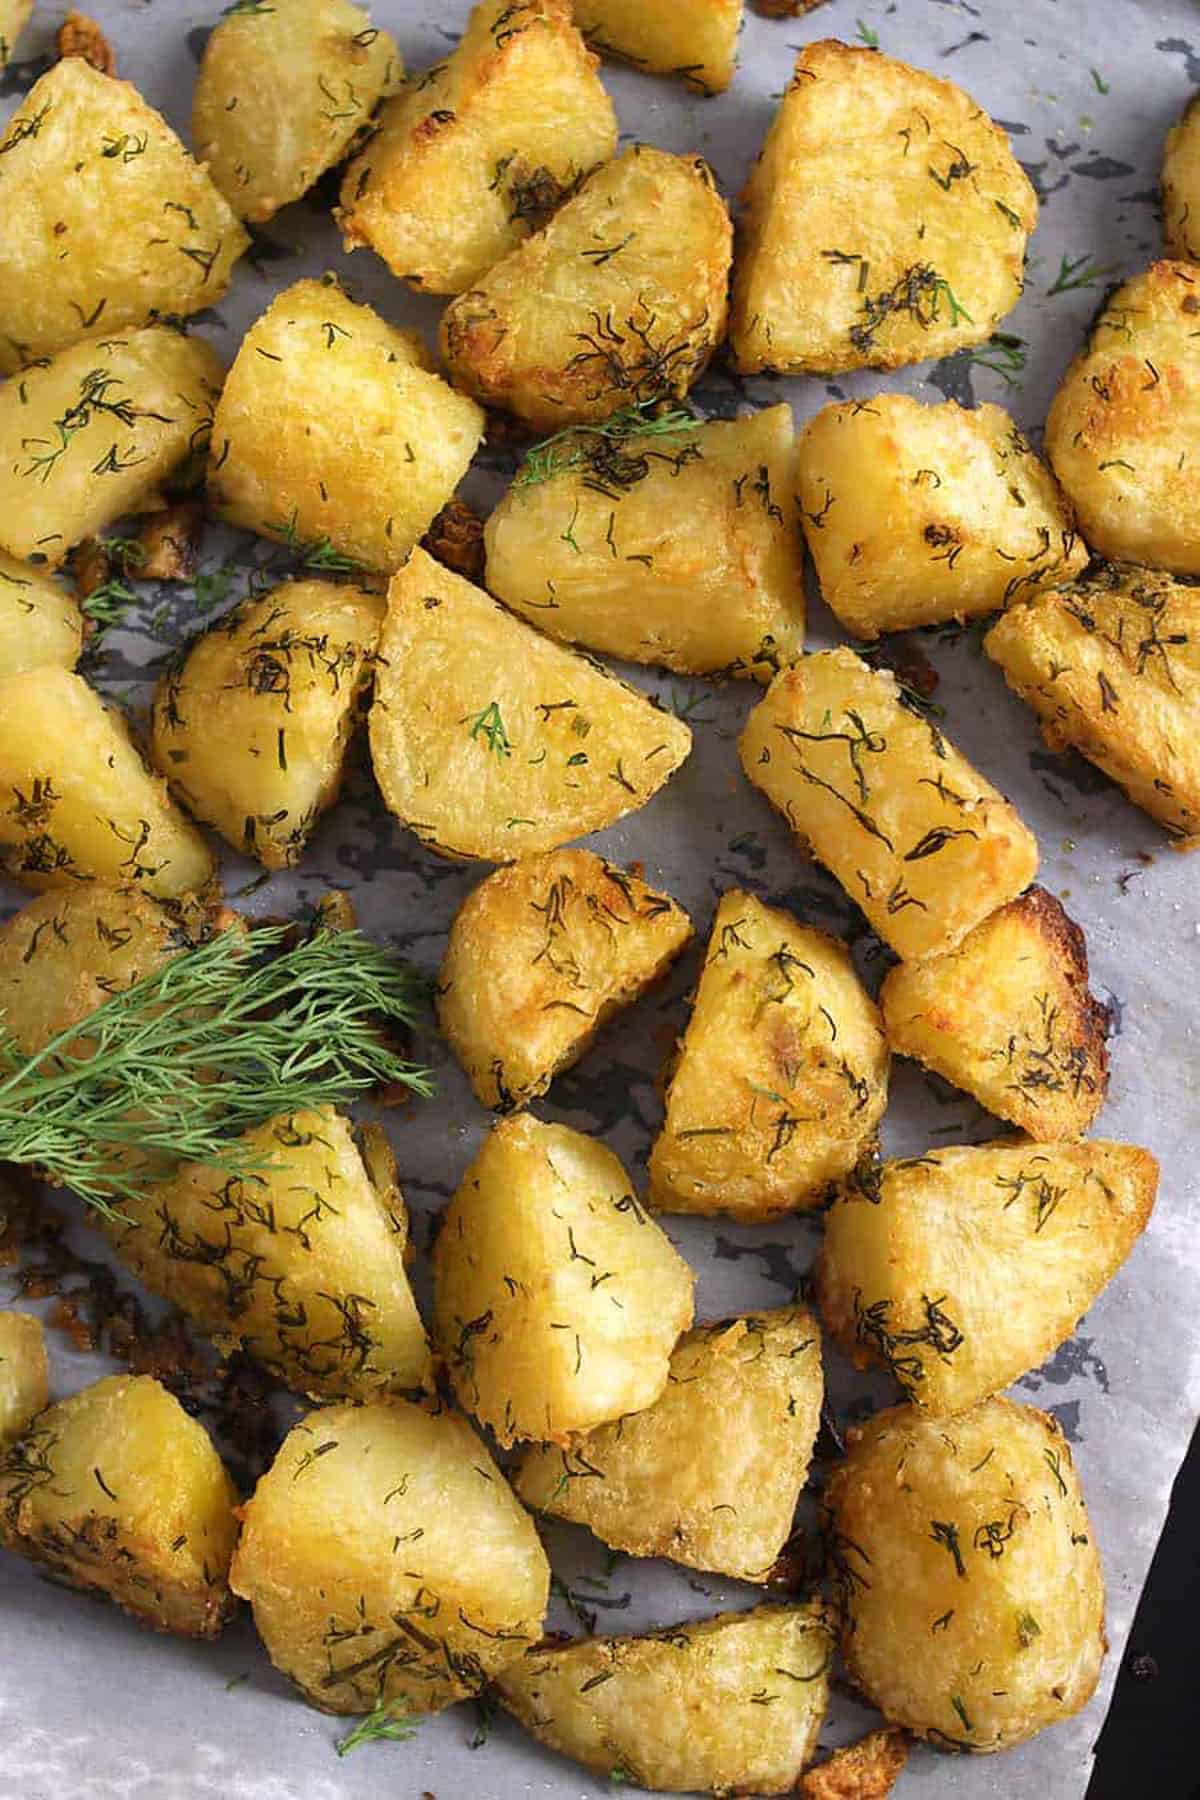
[56,11,116,73]
[133,501,205,581]
[798,1727,910,1799]
[422,497,486,585]
[71,537,116,603]
[753,0,829,15]
[868,635,940,701]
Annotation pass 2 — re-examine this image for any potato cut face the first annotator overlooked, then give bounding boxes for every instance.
[817,1140,1157,1414]
[649,890,888,1219]
[826,1398,1105,1751]
[516,1305,822,1580]
[0,328,224,568]
[485,404,806,680]
[208,278,484,573]
[0,552,83,676]
[229,1397,550,1713]
[0,1312,48,1447]
[440,145,732,429]
[369,548,692,861]
[151,580,384,868]
[798,396,1086,637]
[433,1114,694,1445]
[438,848,692,1109]
[739,649,1039,960]
[985,564,1200,842]
[1163,98,1200,261]
[573,0,741,94]
[0,1373,238,1637]
[193,0,403,223]
[0,0,33,66]
[339,0,616,294]
[0,60,247,372]
[731,41,1035,376]
[498,1602,833,1794]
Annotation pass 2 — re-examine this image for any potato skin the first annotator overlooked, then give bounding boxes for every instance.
[649,890,889,1219]
[573,0,741,94]
[438,849,692,1109]
[731,41,1035,376]
[0,0,32,66]
[0,1312,49,1448]
[0,552,83,676]
[1163,96,1200,262]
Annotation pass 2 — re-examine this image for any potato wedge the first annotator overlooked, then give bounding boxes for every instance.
[573,0,741,94]
[0,551,83,676]
[0,0,32,68]
[0,1312,49,1447]
[1163,96,1200,261]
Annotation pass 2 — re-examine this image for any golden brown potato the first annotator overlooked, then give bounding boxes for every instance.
[0,1373,238,1637]
[826,1398,1105,1752]
[433,1114,694,1446]
[484,403,806,680]
[516,1305,822,1580]
[985,563,1200,843]
[0,1312,49,1447]
[207,277,484,574]
[739,649,1039,961]
[438,849,692,1109]
[817,1140,1157,1414]
[797,1727,910,1800]
[1162,97,1200,262]
[440,145,732,429]
[0,551,83,676]
[230,1397,550,1713]
[0,0,32,66]
[0,60,247,372]
[339,0,616,294]
[369,547,692,861]
[648,890,888,1219]
[573,0,741,94]
[498,1603,833,1794]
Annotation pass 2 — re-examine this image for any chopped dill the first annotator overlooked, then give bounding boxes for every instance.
[514,400,703,493]
[335,1699,419,1757]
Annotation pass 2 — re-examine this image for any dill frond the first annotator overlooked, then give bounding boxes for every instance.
[514,400,703,492]
[335,1699,420,1756]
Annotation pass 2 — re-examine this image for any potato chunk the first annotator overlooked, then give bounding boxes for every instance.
[485,404,806,679]
[1162,98,1200,262]
[0,60,247,372]
[739,650,1039,960]
[230,1397,550,1713]
[797,396,1086,637]
[731,41,1035,376]
[339,0,616,294]
[826,1398,1105,1751]
[0,0,32,68]
[0,552,83,676]
[0,1373,238,1637]
[573,0,741,95]
[648,891,888,1219]
[433,1114,694,1445]
[985,563,1200,842]
[438,849,692,1109]
[516,1305,822,1580]
[369,548,692,861]
[0,1312,49,1448]
[817,1141,1157,1414]
[208,277,484,574]
[498,1603,833,1794]
[440,145,732,429]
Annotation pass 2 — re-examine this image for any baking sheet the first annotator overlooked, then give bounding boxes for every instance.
[2,0,1200,1794]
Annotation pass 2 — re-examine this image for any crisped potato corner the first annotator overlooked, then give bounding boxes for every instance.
[1163,97,1200,261]
[0,0,32,66]
[573,0,742,94]
[797,1727,910,1800]
[0,1312,49,1447]
[0,553,83,676]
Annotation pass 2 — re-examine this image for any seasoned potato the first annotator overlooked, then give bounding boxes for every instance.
[433,1114,694,1445]
[0,328,224,568]
[648,891,888,1219]
[572,0,741,94]
[151,580,384,867]
[818,1141,1157,1414]
[230,1397,550,1713]
[0,0,32,67]
[797,1727,909,1800]
[207,277,483,574]
[369,548,692,861]
[0,551,83,676]
[826,1398,1105,1751]
[440,145,732,430]
[516,1305,822,1580]
[739,650,1039,961]
[498,1603,833,1794]
[438,849,692,1109]
[0,1312,49,1448]
[985,564,1200,842]
[0,60,247,372]
[0,1373,238,1637]
[193,0,402,223]
[339,0,616,294]
[797,396,1086,637]
[1162,97,1200,262]
[485,404,806,679]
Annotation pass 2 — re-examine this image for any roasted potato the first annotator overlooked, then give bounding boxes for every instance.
[817,1141,1157,1414]
[338,0,616,294]
[440,145,732,430]
[739,650,1039,961]
[229,1397,550,1713]
[433,1113,694,1446]
[1162,97,1200,262]
[572,0,741,95]
[498,1603,833,1794]
[0,0,32,67]
[207,277,484,574]
[484,404,806,680]
[369,547,692,861]
[985,563,1200,843]
[0,551,83,676]
[648,890,888,1219]
[0,59,247,372]
[797,1727,909,1800]
[0,1373,238,1637]
[516,1305,822,1580]
[0,1312,49,1448]
[826,1398,1105,1752]
[438,849,692,1109]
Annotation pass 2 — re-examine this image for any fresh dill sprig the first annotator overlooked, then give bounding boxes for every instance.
[966,331,1026,385]
[335,1699,420,1757]
[1047,253,1119,296]
[264,507,363,573]
[514,400,703,492]
[81,577,139,640]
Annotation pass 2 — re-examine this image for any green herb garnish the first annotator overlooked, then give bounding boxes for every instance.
[514,401,703,493]
[335,1699,419,1757]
